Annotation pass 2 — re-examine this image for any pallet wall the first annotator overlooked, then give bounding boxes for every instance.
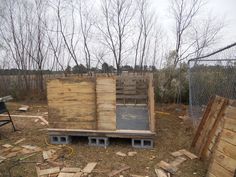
[47,78,97,129]
[207,105,236,177]
[191,95,236,177]
[116,75,148,104]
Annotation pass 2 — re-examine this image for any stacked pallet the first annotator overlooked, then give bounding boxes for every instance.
[47,78,96,129]
[191,95,236,177]
[116,75,149,104]
[96,77,116,130]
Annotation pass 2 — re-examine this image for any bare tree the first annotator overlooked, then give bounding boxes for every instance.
[52,0,80,68]
[170,0,204,67]
[98,0,135,73]
[77,0,94,71]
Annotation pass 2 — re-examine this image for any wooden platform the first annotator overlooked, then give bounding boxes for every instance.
[47,128,155,139]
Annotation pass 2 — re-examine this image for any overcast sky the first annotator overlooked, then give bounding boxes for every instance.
[151,0,236,48]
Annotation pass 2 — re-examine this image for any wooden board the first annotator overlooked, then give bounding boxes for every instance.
[96,77,116,130]
[192,96,229,159]
[148,74,155,133]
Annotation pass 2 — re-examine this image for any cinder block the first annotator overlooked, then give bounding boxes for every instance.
[50,135,71,144]
[132,139,153,149]
[88,137,109,147]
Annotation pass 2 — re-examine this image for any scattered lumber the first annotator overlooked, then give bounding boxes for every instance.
[42,149,56,160]
[171,149,198,159]
[170,156,187,167]
[19,105,29,111]
[61,167,81,173]
[82,162,97,173]
[116,151,127,157]
[128,151,137,156]
[2,144,13,148]
[155,168,170,177]
[108,165,130,177]
[15,138,26,145]
[157,161,178,174]
[170,150,183,157]
[36,166,60,176]
[21,145,41,151]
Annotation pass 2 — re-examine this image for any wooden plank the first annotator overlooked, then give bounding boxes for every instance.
[155,168,169,177]
[170,156,187,167]
[200,99,229,159]
[194,96,226,156]
[96,77,116,130]
[38,167,60,176]
[58,172,75,177]
[42,150,56,160]
[221,129,236,146]
[217,139,236,160]
[213,150,236,172]
[2,144,13,148]
[208,160,234,177]
[82,162,97,173]
[61,167,81,173]
[192,96,215,147]
[224,118,236,132]
[170,150,183,157]
[148,74,155,133]
[179,149,198,159]
[14,138,26,145]
[157,161,178,174]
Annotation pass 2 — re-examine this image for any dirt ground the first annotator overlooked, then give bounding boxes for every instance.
[0,102,207,177]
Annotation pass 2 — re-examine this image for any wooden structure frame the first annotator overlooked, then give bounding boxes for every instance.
[47,73,155,138]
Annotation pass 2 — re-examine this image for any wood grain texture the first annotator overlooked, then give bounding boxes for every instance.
[47,77,96,129]
[96,77,116,130]
[206,103,236,177]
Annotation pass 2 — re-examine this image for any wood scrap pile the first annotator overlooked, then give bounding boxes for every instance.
[36,162,97,177]
[155,149,198,176]
[191,95,236,177]
[0,143,42,163]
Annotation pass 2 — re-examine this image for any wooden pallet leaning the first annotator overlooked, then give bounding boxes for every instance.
[207,104,236,177]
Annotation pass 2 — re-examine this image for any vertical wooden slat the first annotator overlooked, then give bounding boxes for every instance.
[148,73,155,133]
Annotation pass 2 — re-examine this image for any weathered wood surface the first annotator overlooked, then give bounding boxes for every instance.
[192,96,232,159]
[147,74,155,133]
[47,78,96,130]
[96,77,116,130]
[206,103,236,177]
[47,74,155,133]
[116,74,150,104]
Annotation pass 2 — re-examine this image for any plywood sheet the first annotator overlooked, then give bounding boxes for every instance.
[47,77,96,129]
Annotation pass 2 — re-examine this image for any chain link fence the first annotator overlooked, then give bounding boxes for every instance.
[188,46,236,124]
